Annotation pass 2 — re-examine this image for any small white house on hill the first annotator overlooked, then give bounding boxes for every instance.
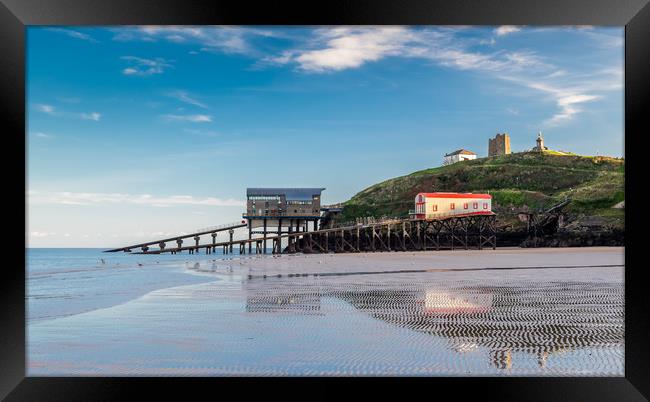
[443,149,477,165]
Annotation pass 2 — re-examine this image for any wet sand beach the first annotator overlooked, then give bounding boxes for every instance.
[28,247,624,376]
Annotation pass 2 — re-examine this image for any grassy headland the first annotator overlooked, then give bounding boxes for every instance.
[338,151,624,233]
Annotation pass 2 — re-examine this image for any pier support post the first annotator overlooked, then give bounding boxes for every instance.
[325,231,329,252]
[387,224,391,251]
[176,238,183,253]
[263,219,267,254]
[248,224,252,253]
[277,219,282,254]
[229,229,234,253]
[356,227,360,251]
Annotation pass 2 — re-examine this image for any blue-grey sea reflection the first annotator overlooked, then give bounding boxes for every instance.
[28,258,624,376]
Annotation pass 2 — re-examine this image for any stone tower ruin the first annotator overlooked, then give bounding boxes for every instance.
[488,133,511,157]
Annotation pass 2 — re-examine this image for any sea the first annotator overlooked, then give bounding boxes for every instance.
[26,247,625,376]
[27,248,223,323]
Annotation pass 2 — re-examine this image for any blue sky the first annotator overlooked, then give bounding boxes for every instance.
[27,26,624,247]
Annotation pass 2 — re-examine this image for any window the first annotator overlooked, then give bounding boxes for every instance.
[464,203,468,209]
[450,203,455,210]
[248,195,280,201]
[433,204,438,211]
[483,203,488,209]
[473,202,478,209]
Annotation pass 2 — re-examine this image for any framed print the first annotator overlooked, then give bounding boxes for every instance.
[2,0,649,400]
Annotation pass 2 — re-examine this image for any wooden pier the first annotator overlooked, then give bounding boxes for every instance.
[104,221,247,254]
[105,214,496,255]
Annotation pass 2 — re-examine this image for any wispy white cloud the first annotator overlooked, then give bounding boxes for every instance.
[80,112,101,121]
[263,27,618,127]
[33,104,101,122]
[291,27,412,72]
[33,132,55,139]
[29,191,244,207]
[35,104,56,115]
[47,28,98,43]
[479,37,496,46]
[110,26,620,128]
[265,27,548,75]
[509,80,602,126]
[165,90,208,109]
[30,231,56,237]
[121,56,172,76]
[495,26,521,36]
[163,114,212,123]
[113,26,278,55]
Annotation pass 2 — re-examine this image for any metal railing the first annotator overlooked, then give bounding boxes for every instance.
[330,210,495,229]
[329,216,405,229]
[193,221,247,233]
[322,203,345,209]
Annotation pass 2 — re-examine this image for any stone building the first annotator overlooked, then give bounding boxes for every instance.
[488,133,511,157]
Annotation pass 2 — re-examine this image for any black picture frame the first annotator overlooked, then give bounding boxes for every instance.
[2,0,648,400]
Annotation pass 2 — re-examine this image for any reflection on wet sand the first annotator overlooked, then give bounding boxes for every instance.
[244,278,623,370]
[246,291,322,314]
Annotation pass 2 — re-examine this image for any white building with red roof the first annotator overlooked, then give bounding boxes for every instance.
[443,149,477,165]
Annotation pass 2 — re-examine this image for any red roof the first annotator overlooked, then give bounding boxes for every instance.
[417,192,492,199]
[444,149,477,156]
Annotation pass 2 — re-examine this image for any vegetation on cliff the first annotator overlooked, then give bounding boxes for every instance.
[338,152,624,230]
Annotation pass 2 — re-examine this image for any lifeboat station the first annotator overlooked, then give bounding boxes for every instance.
[105,188,496,255]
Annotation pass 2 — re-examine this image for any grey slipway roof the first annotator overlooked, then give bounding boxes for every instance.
[445,149,477,156]
[246,188,326,201]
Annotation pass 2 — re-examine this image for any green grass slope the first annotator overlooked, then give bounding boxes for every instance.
[339,152,624,229]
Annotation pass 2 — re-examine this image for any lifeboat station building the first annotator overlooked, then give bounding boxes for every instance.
[243,188,325,241]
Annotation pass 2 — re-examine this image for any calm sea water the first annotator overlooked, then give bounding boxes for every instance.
[27,248,624,376]
[27,248,233,322]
